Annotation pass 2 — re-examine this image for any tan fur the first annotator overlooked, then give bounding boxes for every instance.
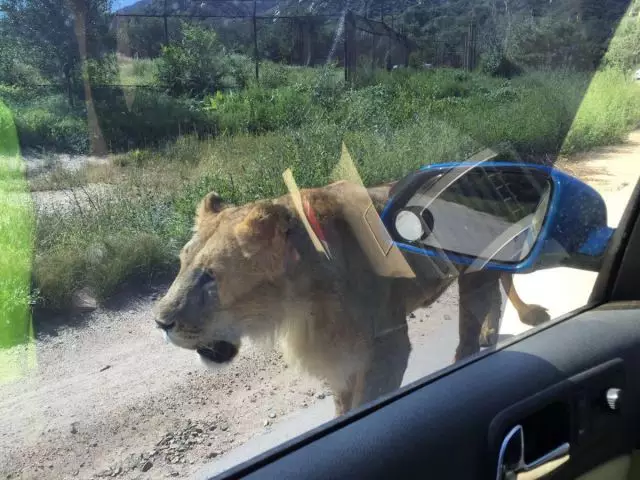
[155,180,548,416]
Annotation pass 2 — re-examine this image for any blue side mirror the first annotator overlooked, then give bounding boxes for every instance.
[380,161,614,274]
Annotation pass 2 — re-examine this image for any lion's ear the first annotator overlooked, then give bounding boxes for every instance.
[234,203,296,276]
[200,191,225,214]
[196,191,228,227]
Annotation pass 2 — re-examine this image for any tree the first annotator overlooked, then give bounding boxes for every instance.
[157,23,246,96]
[116,17,183,58]
[603,0,640,70]
[0,0,115,90]
[396,0,631,72]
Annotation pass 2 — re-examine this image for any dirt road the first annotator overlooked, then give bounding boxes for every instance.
[2,134,639,480]
[0,288,456,480]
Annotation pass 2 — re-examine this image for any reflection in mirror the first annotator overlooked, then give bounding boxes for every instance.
[394,209,424,241]
[401,167,553,263]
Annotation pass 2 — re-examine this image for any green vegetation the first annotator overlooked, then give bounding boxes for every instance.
[117,55,159,86]
[563,68,640,153]
[0,99,36,372]
[1,0,640,314]
[29,64,640,310]
[157,23,248,96]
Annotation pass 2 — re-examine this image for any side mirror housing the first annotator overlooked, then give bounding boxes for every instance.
[380,162,614,274]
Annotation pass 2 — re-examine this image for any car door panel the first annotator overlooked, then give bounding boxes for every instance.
[216,304,640,480]
[576,456,630,480]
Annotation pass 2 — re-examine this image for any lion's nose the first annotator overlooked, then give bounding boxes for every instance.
[155,319,175,331]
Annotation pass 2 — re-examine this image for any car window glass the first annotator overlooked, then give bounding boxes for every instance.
[1,0,639,478]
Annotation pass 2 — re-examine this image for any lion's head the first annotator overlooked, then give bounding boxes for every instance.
[154,191,299,365]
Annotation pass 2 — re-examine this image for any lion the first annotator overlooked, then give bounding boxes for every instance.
[154,180,549,416]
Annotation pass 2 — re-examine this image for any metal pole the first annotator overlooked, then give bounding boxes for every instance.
[344,11,355,83]
[163,0,168,45]
[344,14,348,82]
[253,0,259,81]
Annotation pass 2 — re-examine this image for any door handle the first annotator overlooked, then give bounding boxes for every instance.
[496,425,570,480]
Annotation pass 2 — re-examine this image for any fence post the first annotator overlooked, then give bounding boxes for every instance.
[464,30,469,70]
[402,28,410,67]
[163,0,169,45]
[344,10,356,83]
[464,22,477,71]
[253,0,259,81]
[471,22,477,70]
[304,19,313,66]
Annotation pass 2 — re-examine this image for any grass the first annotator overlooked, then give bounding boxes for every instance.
[8,63,640,311]
[562,68,640,153]
[28,161,116,192]
[116,54,159,86]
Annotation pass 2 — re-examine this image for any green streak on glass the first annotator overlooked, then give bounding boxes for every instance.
[0,99,37,384]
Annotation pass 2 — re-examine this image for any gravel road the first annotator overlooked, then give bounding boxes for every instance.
[0,287,456,480]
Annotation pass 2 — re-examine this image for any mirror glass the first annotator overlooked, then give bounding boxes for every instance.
[398,166,553,264]
[394,209,424,242]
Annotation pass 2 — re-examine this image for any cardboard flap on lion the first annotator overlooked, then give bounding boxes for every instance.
[282,144,417,280]
[380,156,616,275]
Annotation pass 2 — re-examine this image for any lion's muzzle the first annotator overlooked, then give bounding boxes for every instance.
[196,341,239,363]
[155,268,219,328]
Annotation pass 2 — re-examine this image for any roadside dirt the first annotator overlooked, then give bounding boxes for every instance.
[0,287,455,480]
[557,131,640,225]
[2,133,639,480]
[23,153,116,215]
[557,131,640,192]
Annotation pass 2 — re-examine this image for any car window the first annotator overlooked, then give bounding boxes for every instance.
[1,0,639,478]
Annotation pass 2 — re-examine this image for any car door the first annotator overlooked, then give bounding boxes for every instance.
[207,177,640,480]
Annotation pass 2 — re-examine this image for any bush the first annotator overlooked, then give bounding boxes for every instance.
[481,48,523,78]
[0,100,35,348]
[131,58,158,79]
[1,85,220,154]
[258,62,290,89]
[85,54,119,85]
[0,40,47,86]
[157,23,245,97]
[92,87,214,151]
[15,107,90,153]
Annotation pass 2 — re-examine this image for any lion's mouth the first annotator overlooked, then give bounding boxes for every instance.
[196,341,239,363]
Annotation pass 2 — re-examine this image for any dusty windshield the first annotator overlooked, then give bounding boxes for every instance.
[1,0,639,478]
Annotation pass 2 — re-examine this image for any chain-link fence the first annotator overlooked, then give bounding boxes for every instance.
[113,2,413,86]
[343,11,412,81]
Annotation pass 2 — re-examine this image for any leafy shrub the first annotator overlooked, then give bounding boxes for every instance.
[91,87,215,151]
[258,62,290,89]
[0,40,47,86]
[481,48,523,78]
[85,54,119,85]
[131,58,158,79]
[337,84,395,130]
[157,24,245,97]
[15,107,89,153]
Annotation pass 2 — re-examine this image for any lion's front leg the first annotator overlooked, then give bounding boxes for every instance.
[330,330,410,416]
[333,386,354,416]
[332,369,366,416]
[479,277,504,348]
[456,270,502,362]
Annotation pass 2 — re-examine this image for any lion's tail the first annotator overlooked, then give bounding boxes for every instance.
[500,273,551,327]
